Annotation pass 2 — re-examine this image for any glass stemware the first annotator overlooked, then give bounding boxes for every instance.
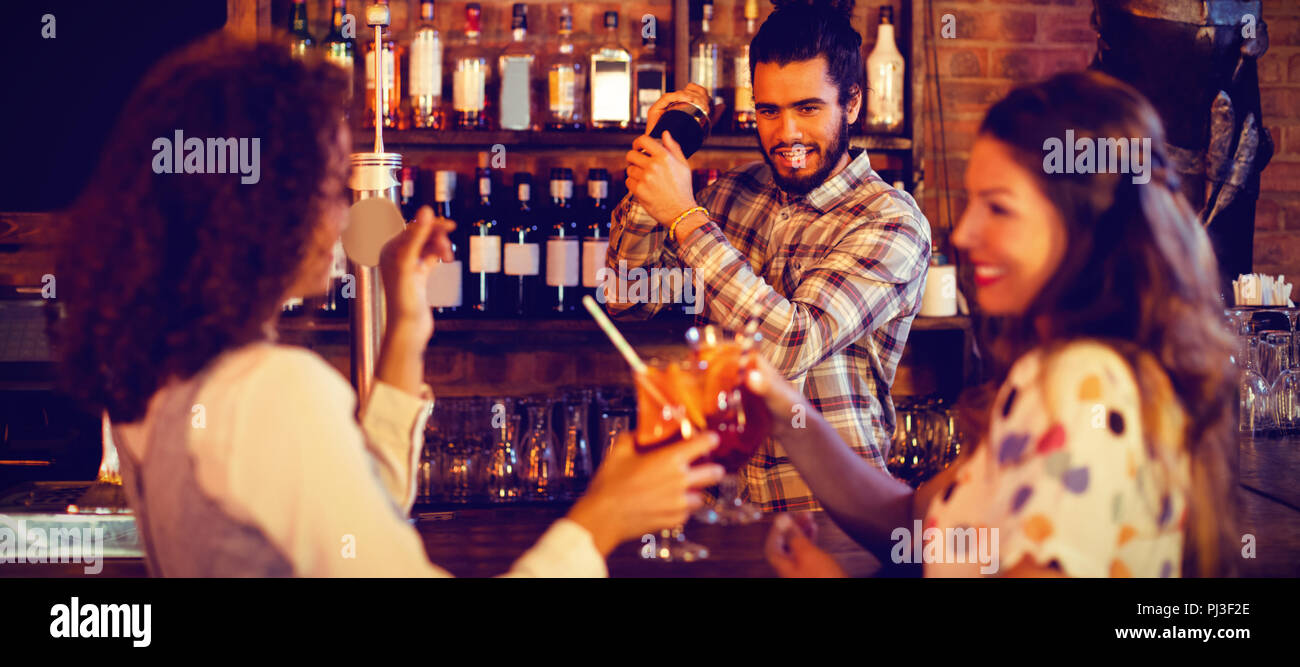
[520,397,559,502]
[635,356,710,561]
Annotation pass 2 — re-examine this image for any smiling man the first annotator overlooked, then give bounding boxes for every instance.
[606,0,931,511]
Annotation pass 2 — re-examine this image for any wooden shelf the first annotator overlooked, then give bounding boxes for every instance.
[278,314,969,335]
[356,129,913,153]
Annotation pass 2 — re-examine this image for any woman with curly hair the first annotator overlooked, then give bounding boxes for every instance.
[55,34,724,577]
[747,71,1239,578]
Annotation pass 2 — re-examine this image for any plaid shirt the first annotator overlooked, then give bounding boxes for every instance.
[605,148,931,511]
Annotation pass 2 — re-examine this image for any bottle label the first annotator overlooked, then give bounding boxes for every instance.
[409,33,443,98]
[500,57,533,129]
[588,180,608,200]
[435,171,456,202]
[590,59,631,123]
[546,238,580,287]
[504,243,540,276]
[550,180,574,200]
[548,68,577,116]
[582,239,609,288]
[734,56,754,112]
[453,62,486,112]
[690,55,719,97]
[469,235,502,273]
[479,177,491,196]
[365,48,396,92]
[401,175,415,201]
[517,183,531,201]
[426,260,463,308]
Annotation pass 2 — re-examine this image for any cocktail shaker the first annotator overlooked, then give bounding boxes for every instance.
[648,101,711,158]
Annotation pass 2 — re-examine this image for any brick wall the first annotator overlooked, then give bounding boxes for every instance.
[917,0,1300,285]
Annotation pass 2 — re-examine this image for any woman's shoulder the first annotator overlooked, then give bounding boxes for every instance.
[199,342,353,405]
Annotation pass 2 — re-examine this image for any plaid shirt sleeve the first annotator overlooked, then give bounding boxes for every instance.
[665,211,929,380]
[603,194,685,319]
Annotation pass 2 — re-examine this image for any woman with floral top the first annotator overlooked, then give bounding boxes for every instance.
[746,71,1239,578]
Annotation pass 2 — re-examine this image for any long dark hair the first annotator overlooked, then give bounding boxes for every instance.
[55,33,349,423]
[965,71,1238,577]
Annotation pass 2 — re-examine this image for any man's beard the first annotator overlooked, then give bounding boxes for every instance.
[759,118,851,197]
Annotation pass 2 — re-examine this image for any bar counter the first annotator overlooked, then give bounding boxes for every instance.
[3,436,1297,578]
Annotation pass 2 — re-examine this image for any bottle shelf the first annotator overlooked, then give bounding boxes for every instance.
[355,129,913,152]
[276,313,968,335]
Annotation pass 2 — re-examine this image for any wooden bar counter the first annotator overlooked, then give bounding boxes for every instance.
[3,436,1297,578]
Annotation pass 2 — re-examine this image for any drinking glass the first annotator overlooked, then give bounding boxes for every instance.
[684,324,770,525]
[442,400,476,504]
[1239,334,1272,434]
[520,397,559,502]
[484,397,522,503]
[1267,335,1300,435]
[559,389,594,499]
[635,356,710,561]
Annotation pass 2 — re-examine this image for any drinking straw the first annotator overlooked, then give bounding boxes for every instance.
[582,296,671,408]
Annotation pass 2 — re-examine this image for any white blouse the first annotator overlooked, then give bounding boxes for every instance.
[114,342,606,577]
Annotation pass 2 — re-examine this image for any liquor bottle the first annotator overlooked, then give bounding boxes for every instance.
[504,172,541,317]
[690,0,723,112]
[322,0,354,102]
[732,0,759,132]
[865,6,905,134]
[408,0,446,130]
[467,153,502,316]
[589,12,632,130]
[545,168,580,315]
[288,0,314,58]
[633,26,667,130]
[544,4,585,131]
[498,4,535,131]
[452,3,492,130]
[428,170,463,317]
[581,168,612,305]
[363,13,403,129]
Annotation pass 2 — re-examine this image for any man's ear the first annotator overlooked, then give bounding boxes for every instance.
[845,84,863,125]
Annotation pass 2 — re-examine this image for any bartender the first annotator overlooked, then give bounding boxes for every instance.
[606,0,931,511]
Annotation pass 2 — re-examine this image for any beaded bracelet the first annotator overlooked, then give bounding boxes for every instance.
[668,205,708,243]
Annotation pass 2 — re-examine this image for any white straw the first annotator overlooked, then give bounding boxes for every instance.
[582,296,646,374]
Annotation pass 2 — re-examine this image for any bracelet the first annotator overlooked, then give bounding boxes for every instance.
[668,206,707,243]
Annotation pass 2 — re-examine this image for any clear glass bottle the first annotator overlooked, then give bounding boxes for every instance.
[690,0,724,111]
[452,3,492,130]
[363,13,403,129]
[732,0,759,132]
[544,4,586,130]
[520,398,558,501]
[504,172,541,317]
[865,6,905,134]
[288,0,313,58]
[589,11,632,130]
[633,27,667,130]
[408,0,445,130]
[467,152,502,316]
[497,3,536,131]
[322,0,353,102]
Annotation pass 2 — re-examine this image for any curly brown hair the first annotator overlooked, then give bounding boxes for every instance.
[964,71,1239,577]
[54,32,349,423]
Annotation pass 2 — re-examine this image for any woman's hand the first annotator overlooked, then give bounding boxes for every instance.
[765,512,846,578]
[743,353,811,440]
[377,205,455,346]
[566,432,726,557]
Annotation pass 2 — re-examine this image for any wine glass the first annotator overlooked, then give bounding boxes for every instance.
[1238,333,1272,434]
